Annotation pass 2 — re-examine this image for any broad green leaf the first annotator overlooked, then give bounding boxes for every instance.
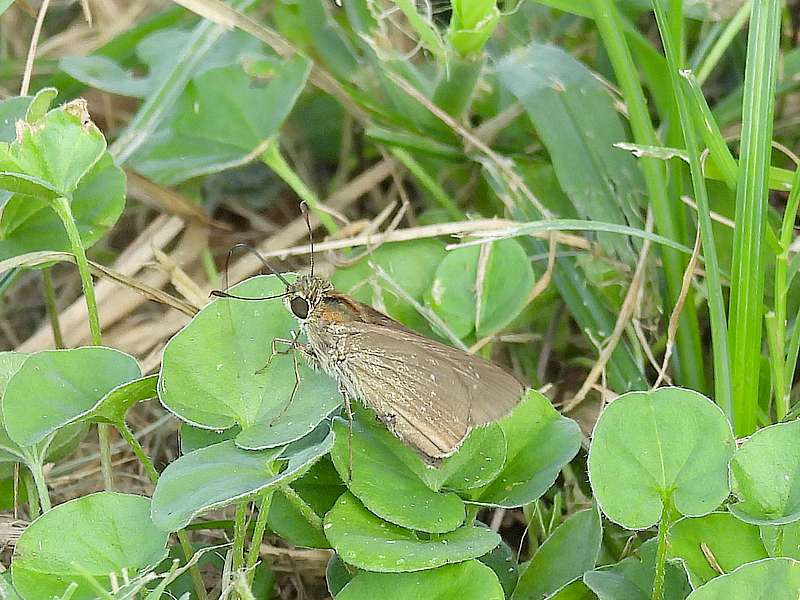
[324,492,501,572]
[60,56,154,98]
[3,347,141,447]
[332,239,447,336]
[337,561,505,600]
[583,538,692,600]
[11,492,169,600]
[421,423,506,492]
[547,580,598,599]
[426,239,535,338]
[668,512,768,588]
[151,430,332,531]
[513,505,602,599]
[329,416,466,534]
[0,572,22,600]
[86,374,158,424]
[685,558,800,599]
[729,421,800,525]
[180,423,240,454]
[326,554,355,597]
[497,43,644,263]
[588,388,734,529]
[0,100,105,196]
[0,152,126,261]
[25,88,58,123]
[761,520,800,559]
[0,351,27,395]
[0,173,59,200]
[158,274,342,449]
[478,539,519,597]
[477,390,582,507]
[129,56,311,185]
[0,353,88,466]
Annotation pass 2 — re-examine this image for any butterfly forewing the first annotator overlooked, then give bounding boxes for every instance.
[328,321,524,460]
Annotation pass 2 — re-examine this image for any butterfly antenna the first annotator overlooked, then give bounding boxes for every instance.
[209,243,292,299]
[299,201,314,277]
[229,243,292,287]
[210,289,289,301]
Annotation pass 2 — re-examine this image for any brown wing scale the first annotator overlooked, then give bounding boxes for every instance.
[318,303,525,459]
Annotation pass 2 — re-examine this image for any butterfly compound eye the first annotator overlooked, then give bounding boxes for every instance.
[290,297,310,319]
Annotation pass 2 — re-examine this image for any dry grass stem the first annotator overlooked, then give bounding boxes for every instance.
[19,0,50,96]
[384,70,551,218]
[563,211,655,412]
[653,226,703,389]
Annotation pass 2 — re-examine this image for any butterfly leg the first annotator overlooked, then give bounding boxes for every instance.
[341,390,354,483]
[255,335,298,375]
[262,332,317,426]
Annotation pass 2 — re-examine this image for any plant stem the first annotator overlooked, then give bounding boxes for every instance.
[50,197,102,345]
[280,485,323,532]
[21,467,40,518]
[232,502,249,576]
[42,269,64,348]
[245,491,274,585]
[116,421,207,600]
[50,196,115,489]
[651,499,673,600]
[465,504,479,525]
[177,529,209,600]
[116,421,159,483]
[260,140,338,235]
[233,572,257,600]
[97,426,114,491]
[28,459,51,513]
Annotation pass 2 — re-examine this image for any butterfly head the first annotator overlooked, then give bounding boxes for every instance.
[285,275,333,321]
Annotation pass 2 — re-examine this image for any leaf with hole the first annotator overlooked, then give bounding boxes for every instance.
[324,492,501,572]
[11,492,169,600]
[588,387,734,529]
[129,56,311,185]
[0,101,105,195]
[159,274,342,450]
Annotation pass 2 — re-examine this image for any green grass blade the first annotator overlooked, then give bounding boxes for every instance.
[726,0,782,435]
[591,0,706,391]
[651,0,733,418]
